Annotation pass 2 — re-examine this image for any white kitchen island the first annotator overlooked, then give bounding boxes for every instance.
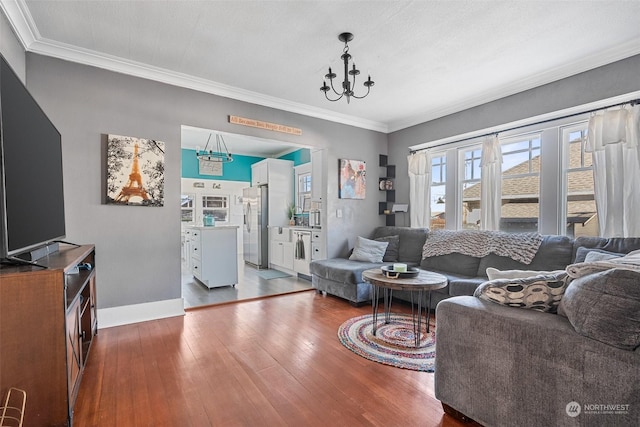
[187,225,239,288]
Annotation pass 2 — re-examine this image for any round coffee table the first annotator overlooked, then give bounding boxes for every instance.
[362,268,448,347]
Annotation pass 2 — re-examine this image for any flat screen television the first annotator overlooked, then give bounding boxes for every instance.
[0,53,65,260]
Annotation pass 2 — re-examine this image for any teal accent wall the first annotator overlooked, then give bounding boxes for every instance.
[278,148,310,166]
[181,148,264,181]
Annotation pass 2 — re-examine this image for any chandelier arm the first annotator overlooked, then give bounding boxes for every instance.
[328,78,343,97]
[324,91,344,102]
[350,86,371,100]
[351,72,357,94]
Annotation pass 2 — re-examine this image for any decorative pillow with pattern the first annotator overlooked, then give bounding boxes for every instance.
[474,271,570,313]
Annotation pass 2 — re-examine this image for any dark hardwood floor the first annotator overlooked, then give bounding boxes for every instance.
[74,291,470,426]
[182,256,314,309]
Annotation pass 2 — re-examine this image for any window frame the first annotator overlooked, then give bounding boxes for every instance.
[418,110,598,235]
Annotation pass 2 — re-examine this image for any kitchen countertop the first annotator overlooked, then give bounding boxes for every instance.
[188,225,239,230]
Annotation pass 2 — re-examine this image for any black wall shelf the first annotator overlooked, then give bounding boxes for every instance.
[379,154,396,226]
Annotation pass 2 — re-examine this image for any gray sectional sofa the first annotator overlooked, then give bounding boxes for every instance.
[435,236,640,427]
[312,227,640,426]
[310,226,429,305]
[311,226,575,306]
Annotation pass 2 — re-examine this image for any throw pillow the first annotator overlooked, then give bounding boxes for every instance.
[349,236,389,263]
[474,271,569,313]
[584,251,623,263]
[486,267,564,281]
[375,235,400,262]
[557,268,640,351]
[574,247,624,263]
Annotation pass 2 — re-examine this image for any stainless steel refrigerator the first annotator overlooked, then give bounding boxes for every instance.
[242,186,268,268]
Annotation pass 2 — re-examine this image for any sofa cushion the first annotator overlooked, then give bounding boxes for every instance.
[486,268,564,280]
[573,236,640,262]
[421,253,481,277]
[473,271,569,313]
[375,235,400,262]
[558,268,640,350]
[476,235,574,277]
[372,226,428,263]
[574,247,624,263]
[310,258,388,285]
[349,236,388,263]
[448,277,486,297]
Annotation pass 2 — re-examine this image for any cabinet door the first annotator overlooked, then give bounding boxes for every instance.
[270,241,284,267]
[66,298,82,403]
[292,233,311,275]
[282,242,294,270]
[90,277,98,335]
[251,161,268,186]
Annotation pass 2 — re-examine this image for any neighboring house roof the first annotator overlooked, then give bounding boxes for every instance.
[461,141,596,223]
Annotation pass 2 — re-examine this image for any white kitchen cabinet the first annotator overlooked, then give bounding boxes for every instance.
[251,161,268,186]
[269,227,293,270]
[271,240,294,270]
[311,229,326,261]
[292,230,311,276]
[311,149,325,202]
[189,226,238,288]
[251,158,294,227]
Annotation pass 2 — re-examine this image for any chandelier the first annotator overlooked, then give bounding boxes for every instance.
[320,32,374,103]
[196,133,233,163]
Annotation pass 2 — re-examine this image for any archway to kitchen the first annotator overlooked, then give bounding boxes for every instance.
[180,125,320,308]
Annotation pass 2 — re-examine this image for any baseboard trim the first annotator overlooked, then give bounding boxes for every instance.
[97,298,185,329]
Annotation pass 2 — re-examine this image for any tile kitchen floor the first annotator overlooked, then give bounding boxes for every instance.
[182,255,314,309]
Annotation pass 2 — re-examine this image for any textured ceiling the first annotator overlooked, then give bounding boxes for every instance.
[4,1,640,145]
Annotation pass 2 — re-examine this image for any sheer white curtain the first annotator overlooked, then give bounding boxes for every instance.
[480,135,502,230]
[407,151,431,228]
[586,105,640,237]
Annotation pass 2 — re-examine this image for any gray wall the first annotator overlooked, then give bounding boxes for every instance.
[0,9,25,81]
[388,54,640,214]
[25,54,386,309]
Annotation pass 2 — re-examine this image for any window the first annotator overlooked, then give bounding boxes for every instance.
[298,172,311,211]
[460,147,482,229]
[181,194,195,223]
[430,154,446,230]
[562,124,598,237]
[499,134,541,232]
[202,195,229,222]
[417,107,608,236]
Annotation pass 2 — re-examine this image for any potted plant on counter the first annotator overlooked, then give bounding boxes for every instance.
[288,203,296,225]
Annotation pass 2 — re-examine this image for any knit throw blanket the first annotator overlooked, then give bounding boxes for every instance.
[422,230,544,265]
[566,249,640,279]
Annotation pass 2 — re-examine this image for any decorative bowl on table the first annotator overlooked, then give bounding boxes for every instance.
[380,265,420,279]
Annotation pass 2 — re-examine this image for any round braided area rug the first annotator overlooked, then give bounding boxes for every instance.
[337,313,436,372]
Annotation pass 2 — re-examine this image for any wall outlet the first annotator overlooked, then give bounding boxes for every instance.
[336,209,342,218]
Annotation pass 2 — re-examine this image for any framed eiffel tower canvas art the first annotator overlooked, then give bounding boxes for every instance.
[106,134,165,206]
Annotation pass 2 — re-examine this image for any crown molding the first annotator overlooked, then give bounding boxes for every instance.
[0,0,38,48]
[4,0,638,135]
[408,90,640,152]
[29,38,388,133]
[388,38,640,133]
[2,0,388,133]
